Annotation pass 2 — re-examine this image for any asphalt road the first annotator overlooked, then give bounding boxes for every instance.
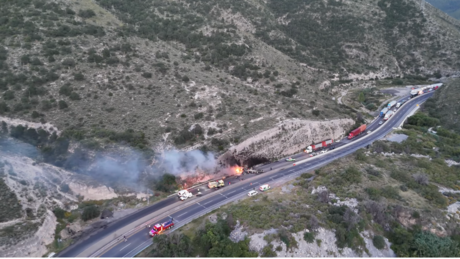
[58,92,433,257]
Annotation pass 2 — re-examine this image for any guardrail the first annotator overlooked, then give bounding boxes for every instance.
[88,91,433,258]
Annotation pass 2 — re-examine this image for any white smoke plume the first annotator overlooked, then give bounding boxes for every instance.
[158,149,218,177]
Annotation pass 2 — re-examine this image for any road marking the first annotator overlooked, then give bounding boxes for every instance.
[177,211,189,218]
[203,199,216,205]
[220,193,228,198]
[119,243,131,251]
[196,202,207,208]
[168,215,179,222]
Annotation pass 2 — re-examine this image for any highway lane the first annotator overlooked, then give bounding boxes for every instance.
[100,92,433,257]
[58,91,433,257]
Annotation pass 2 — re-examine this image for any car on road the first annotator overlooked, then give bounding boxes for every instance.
[379,121,383,125]
[248,190,258,197]
[285,157,295,162]
[367,130,372,134]
[320,150,327,154]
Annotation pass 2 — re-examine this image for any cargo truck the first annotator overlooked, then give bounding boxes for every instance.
[384,110,394,120]
[304,139,333,153]
[208,180,225,189]
[380,107,388,117]
[348,125,366,139]
[387,101,397,109]
[149,218,174,236]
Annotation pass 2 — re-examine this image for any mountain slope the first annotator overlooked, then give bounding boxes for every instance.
[425,78,460,133]
[0,0,460,153]
[427,0,460,20]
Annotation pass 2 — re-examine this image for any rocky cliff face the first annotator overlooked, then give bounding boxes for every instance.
[223,118,354,163]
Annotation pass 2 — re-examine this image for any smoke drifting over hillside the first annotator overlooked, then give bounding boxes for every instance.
[159,149,218,176]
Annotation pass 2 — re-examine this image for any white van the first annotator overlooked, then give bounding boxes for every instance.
[259,184,271,192]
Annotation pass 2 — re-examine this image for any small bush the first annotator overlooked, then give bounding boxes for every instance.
[74,73,85,81]
[304,232,315,243]
[81,205,100,221]
[78,9,96,18]
[412,211,420,219]
[141,72,152,78]
[373,235,385,249]
[58,100,68,109]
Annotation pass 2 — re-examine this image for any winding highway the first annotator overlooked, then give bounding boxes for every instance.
[57,92,434,258]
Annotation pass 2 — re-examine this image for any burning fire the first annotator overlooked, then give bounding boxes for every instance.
[233,166,243,175]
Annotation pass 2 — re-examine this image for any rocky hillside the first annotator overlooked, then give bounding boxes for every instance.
[425,78,460,133]
[0,0,460,153]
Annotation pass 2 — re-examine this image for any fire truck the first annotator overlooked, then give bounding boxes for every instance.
[149,218,174,237]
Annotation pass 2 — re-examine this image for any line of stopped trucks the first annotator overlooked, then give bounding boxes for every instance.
[151,83,442,237]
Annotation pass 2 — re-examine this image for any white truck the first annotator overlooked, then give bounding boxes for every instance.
[384,110,394,121]
[387,100,397,109]
[177,190,193,201]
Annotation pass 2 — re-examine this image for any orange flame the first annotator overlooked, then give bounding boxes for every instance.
[233,166,243,175]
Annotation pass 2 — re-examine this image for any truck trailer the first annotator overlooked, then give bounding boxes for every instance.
[384,110,394,120]
[380,107,388,117]
[348,125,366,139]
[387,101,397,109]
[304,139,333,153]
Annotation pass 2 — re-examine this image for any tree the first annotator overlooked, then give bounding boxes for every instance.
[413,173,429,185]
[358,91,365,103]
[58,100,68,109]
[81,205,100,221]
[74,73,85,81]
[414,232,459,257]
[78,9,96,18]
[373,235,386,250]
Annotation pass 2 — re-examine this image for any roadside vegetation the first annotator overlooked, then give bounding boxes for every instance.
[139,107,460,257]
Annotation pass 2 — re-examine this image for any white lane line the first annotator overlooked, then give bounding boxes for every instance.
[123,240,150,257]
[177,211,189,218]
[169,215,180,222]
[202,199,217,205]
[119,243,132,251]
[197,202,206,208]
[220,193,228,198]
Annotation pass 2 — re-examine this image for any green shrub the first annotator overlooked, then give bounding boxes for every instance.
[58,100,68,109]
[373,235,385,249]
[81,205,100,221]
[78,9,96,18]
[304,232,315,243]
[74,73,85,81]
[53,207,66,219]
[343,167,361,183]
[261,244,277,257]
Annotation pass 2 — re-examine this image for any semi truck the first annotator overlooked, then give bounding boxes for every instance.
[149,218,174,236]
[384,110,394,120]
[348,125,366,139]
[380,107,388,117]
[410,83,443,98]
[387,101,397,109]
[208,180,225,189]
[304,139,333,153]
[177,190,193,201]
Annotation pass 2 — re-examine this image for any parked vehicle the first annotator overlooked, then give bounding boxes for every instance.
[248,190,258,197]
[259,184,271,192]
[149,218,174,236]
[304,139,333,153]
[208,180,225,189]
[177,190,193,201]
[348,125,366,139]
